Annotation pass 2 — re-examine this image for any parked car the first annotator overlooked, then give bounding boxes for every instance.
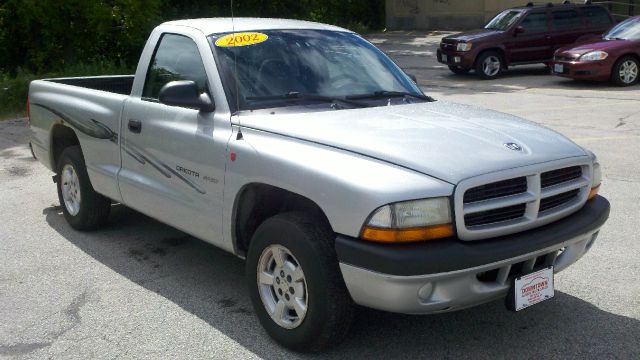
[28,18,610,352]
[437,2,613,79]
[552,16,640,86]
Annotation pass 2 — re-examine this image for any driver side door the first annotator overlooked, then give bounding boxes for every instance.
[119,33,228,243]
[508,11,553,63]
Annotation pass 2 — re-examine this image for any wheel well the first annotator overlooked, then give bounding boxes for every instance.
[616,53,640,64]
[475,48,507,68]
[51,125,80,170]
[233,184,331,255]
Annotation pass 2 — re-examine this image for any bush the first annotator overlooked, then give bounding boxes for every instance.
[0,0,384,119]
[0,61,133,119]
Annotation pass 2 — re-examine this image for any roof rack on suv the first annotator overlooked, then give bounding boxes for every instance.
[525,0,592,6]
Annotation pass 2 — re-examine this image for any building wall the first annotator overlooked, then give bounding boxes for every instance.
[386,0,527,30]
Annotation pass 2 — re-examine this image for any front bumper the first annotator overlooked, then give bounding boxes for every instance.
[437,49,475,69]
[551,60,612,81]
[336,196,610,314]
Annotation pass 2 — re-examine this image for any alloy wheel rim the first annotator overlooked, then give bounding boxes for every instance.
[483,56,501,76]
[257,244,308,329]
[619,60,638,84]
[61,164,81,216]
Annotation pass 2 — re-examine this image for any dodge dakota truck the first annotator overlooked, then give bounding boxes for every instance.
[28,18,610,352]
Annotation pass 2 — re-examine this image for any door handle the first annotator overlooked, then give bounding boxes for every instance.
[128,119,142,133]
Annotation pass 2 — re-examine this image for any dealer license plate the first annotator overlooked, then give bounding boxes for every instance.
[512,266,554,311]
[441,54,448,62]
[554,64,564,73]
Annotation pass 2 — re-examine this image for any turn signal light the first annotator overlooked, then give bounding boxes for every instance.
[361,224,454,243]
[588,185,600,200]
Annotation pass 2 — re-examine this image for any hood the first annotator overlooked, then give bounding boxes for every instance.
[557,39,628,56]
[235,101,587,184]
[443,29,502,42]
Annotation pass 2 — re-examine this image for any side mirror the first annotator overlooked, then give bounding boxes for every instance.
[159,80,215,113]
[514,26,525,36]
[407,73,418,84]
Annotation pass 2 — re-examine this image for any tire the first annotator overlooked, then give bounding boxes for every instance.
[475,51,504,79]
[448,65,470,75]
[611,56,639,87]
[56,146,111,230]
[246,212,354,352]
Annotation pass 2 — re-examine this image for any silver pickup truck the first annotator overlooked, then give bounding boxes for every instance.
[28,18,610,352]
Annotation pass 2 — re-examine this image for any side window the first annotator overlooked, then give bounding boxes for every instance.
[552,10,582,30]
[583,7,612,26]
[142,34,208,100]
[520,12,549,33]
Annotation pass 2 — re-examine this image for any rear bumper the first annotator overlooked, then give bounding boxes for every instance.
[336,196,610,314]
[551,60,612,81]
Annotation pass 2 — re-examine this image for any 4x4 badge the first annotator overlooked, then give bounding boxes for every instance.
[504,142,523,151]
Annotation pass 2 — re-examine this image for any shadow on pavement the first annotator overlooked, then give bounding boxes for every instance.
[44,204,639,359]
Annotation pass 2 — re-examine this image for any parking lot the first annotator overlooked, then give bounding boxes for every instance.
[1,31,639,359]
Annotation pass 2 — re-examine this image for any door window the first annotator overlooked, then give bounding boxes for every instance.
[520,12,549,33]
[143,33,208,100]
[552,10,582,30]
[583,6,612,26]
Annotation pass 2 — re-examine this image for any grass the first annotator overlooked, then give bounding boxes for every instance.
[0,62,133,121]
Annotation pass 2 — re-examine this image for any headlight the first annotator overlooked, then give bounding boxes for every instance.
[580,51,608,61]
[361,198,454,243]
[589,161,602,200]
[456,42,473,52]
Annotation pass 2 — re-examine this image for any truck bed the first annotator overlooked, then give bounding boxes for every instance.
[45,75,134,96]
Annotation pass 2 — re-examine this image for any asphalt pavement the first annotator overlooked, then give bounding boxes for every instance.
[1,31,639,359]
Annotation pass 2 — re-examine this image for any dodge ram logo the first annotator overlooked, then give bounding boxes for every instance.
[504,142,523,151]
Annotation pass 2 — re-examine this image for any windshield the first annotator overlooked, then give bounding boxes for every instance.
[485,10,523,30]
[210,30,424,112]
[604,17,640,40]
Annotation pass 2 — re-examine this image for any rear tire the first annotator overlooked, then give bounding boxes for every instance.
[611,56,639,87]
[246,212,354,352]
[475,51,504,79]
[448,65,470,75]
[56,146,111,230]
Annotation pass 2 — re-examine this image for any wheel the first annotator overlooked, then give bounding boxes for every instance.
[246,212,354,352]
[611,56,639,86]
[475,51,503,79]
[56,146,111,230]
[448,65,470,75]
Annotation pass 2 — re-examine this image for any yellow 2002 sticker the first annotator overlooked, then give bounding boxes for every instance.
[215,32,268,47]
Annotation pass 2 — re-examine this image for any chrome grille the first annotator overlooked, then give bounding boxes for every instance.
[541,166,582,188]
[464,177,527,203]
[539,189,580,212]
[440,39,457,51]
[454,159,592,241]
[554,54,580,62]
[465,203,526,227]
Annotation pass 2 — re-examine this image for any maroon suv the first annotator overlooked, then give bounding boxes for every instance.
[437,2,613,79]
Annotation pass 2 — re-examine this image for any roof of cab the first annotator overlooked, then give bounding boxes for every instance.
[162,18,352,35]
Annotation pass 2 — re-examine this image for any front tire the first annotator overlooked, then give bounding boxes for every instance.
[246,212,354,352]
[475,51,503,79]
[611,56,639,86]
[56,146,111,230]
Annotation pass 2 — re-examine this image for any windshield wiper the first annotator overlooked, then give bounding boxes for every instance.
[246,92,368,108]
[346,91,435,102]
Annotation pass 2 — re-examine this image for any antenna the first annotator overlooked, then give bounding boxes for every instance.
[230,0,243,139]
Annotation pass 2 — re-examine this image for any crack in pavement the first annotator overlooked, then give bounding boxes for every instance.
[0,290,90,356]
